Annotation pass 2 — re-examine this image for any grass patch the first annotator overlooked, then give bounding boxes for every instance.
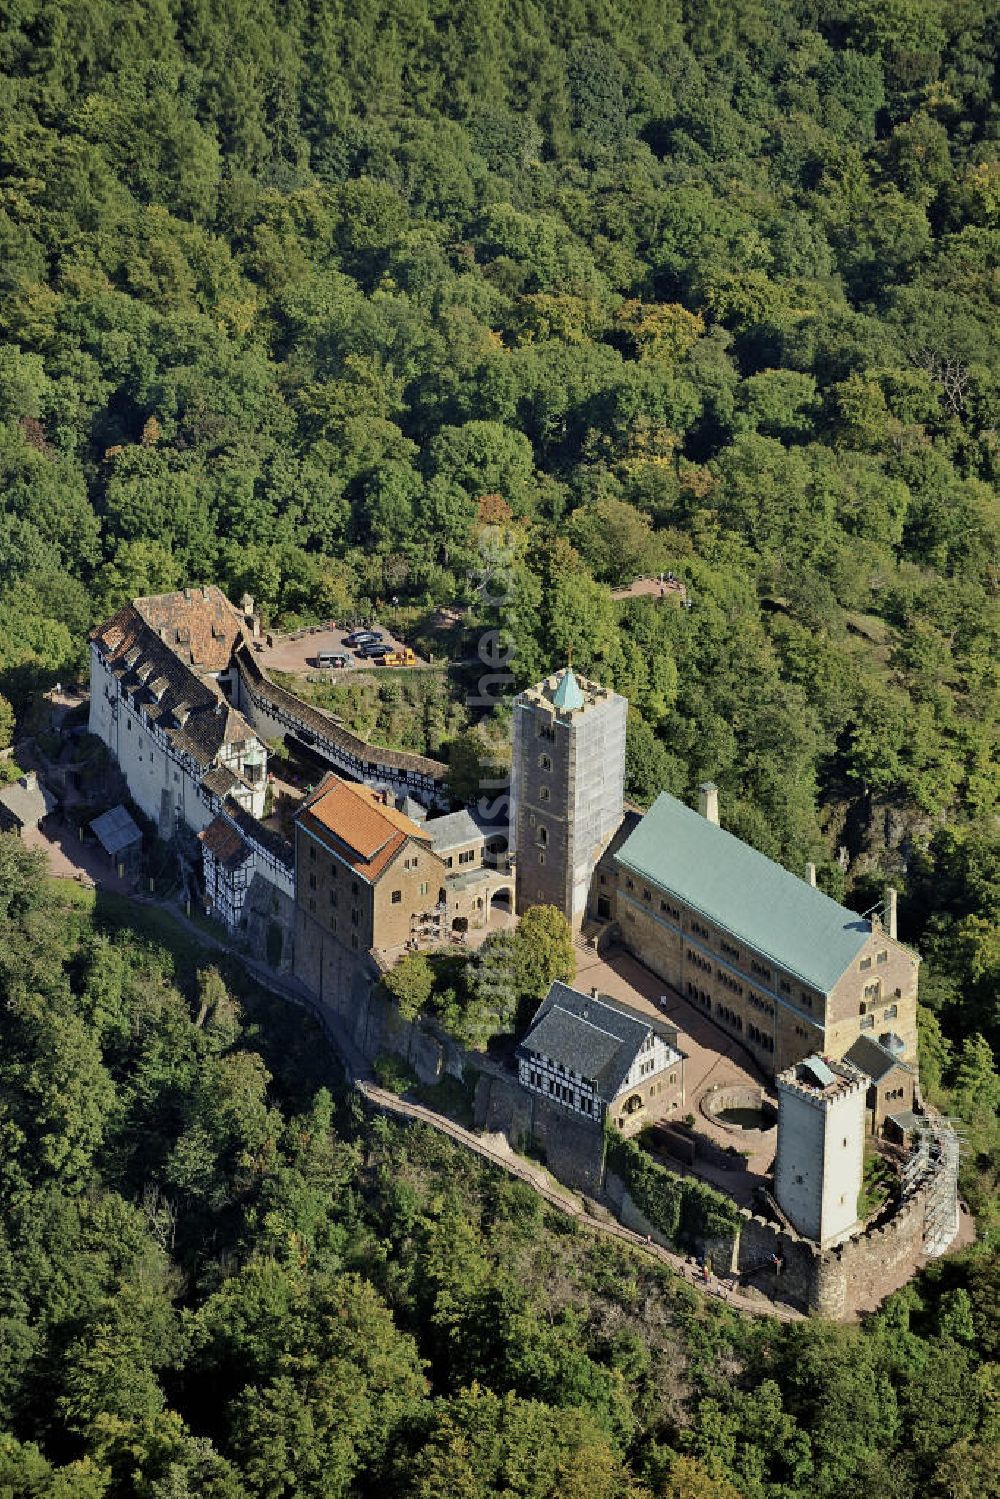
[858,1144,896,1220]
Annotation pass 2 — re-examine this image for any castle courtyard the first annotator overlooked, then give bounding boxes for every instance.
[573,941,777,1181]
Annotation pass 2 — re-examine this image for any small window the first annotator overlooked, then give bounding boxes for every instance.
[538,826,548,848]
[538,851,545,865]
[643,888,651,902]
[884,1004,897,1020]
[860,956,872,970]
[309,873,317,890]
[352,881,359,896]
[877,950,888,965]
[539,753,551,771]
[351,934,358,949]
[391,890,402,904]
[309,846,316,862]
[539,786,550,801]
[419,881,428,896]
[860,1015,874,1030]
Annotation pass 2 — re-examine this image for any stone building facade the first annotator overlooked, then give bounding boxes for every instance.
[774,1055,867,1247]
[593,787,919,1079]
[294,776,449,963]
[89,588,268,836]
[510,667,626,929]
[517,981,685,1136]
[844,1035,916,1135]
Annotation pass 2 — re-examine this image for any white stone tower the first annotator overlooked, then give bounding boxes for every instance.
[510,666,627,930]
[774,1055,866,1247]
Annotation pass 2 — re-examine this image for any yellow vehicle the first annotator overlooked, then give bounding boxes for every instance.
[377,647,416,667]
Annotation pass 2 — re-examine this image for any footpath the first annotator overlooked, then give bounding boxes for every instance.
[87,891,803,1323]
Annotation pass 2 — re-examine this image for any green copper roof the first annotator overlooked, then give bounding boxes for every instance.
[552,666,585,711]
[615,793,873,993]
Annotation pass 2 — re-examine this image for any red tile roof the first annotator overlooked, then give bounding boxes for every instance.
[297,774,431,882]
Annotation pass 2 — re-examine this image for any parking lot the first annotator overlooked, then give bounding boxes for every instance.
[254,622,424,676]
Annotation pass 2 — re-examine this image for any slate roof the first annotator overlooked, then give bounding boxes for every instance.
[424,809,482,852]
[92,601,259,770]
[90,804,141,857]
[0,775,56,829]
[615,792,874,993]
[518,981,681,1103]
[845,1035,912,1083]
[296,774,433,882]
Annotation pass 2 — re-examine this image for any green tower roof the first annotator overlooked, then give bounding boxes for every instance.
[552,666,585,711]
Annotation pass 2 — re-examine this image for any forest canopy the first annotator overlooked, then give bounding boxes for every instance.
[0,6,996,1489]
[0,0,995,1126]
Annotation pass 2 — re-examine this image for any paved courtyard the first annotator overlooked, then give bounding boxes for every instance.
[574,942,778,1195]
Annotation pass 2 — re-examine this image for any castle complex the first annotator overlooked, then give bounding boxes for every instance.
[86,593,958,1307]
[510,668,919,1086]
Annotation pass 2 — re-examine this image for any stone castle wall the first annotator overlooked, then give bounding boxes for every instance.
[733,1183,931,1317]
[293,917,942,1319]
[475,1071,607,1195]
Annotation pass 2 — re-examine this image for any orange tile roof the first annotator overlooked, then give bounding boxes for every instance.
[297,774,430,881]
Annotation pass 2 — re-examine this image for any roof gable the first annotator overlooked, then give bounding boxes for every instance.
[615,793,872,992]
[519,981,680,1101]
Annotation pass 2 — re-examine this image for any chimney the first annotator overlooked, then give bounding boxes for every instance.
[805,862,816,887]
[884,885,898,941]
[698,781,719,825]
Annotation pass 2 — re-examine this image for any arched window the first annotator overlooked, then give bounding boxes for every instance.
[539,753,552,771]
[537,825,548,848]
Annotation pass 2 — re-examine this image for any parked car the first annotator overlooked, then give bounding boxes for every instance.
[316,651,349,668]
[344,629,382,646]
[357,642,392,659]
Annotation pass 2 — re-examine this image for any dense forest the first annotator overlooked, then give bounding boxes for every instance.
[0,1,997,1490]
[0,838,996,1498]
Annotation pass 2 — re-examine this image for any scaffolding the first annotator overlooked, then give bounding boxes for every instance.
[900,1113,961,1258]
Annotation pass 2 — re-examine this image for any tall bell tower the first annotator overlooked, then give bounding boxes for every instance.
[510,666,627,930]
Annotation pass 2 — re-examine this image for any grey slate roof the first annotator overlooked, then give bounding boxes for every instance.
[0,775,56,829]
[615,792,874,993]
[845,1035,912,1083]
[518,981,681,1103]
[425,809,482,852]
[90,804,142,856]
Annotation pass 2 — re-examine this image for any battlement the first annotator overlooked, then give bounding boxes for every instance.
[521,669,618,719]
[776,1054,866,1109]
